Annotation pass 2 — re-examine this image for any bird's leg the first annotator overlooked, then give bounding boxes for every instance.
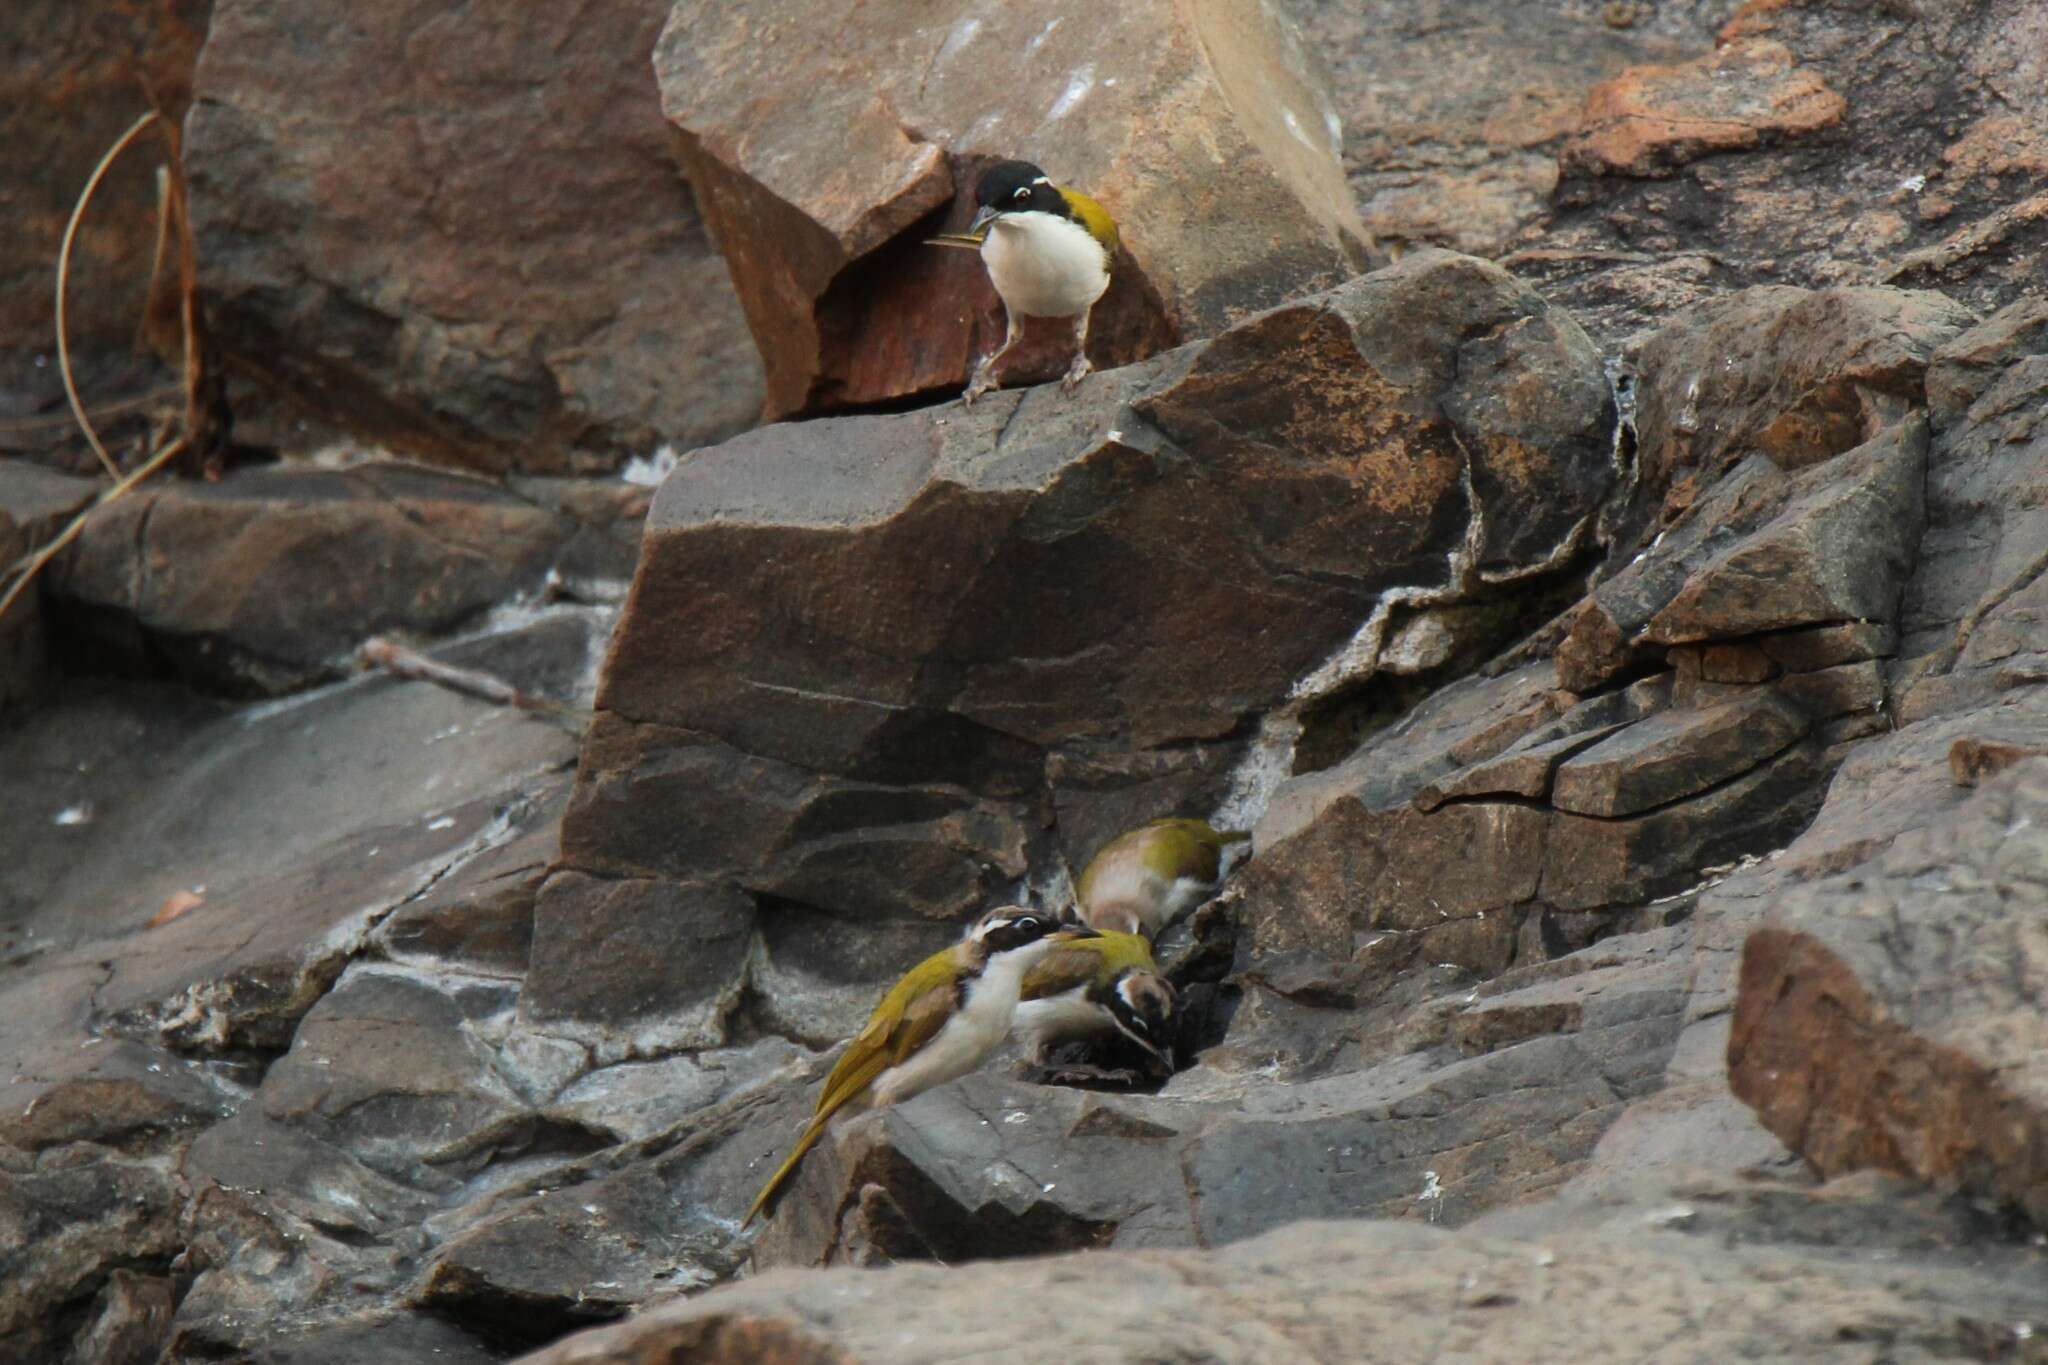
[1062,307,1095,392]
[965,310,1023,406]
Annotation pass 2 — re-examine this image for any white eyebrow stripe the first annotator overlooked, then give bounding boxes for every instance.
[1032,176,1051,185]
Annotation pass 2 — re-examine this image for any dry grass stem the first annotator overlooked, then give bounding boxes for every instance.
[57,109,163,480]
[0,435,186,623]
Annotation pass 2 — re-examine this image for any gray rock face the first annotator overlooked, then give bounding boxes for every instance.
[185,0,763,474]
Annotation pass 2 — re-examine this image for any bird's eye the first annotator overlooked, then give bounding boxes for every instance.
[1013,916,1040,933]
[1013,186,1031,201]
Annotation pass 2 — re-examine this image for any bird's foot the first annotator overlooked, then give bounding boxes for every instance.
[1061,353,1093,393]
[963,361,998,407]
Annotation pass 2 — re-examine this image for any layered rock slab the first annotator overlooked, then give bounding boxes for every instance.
[517,1212,2048,1365]
[656,0,1372,417]
[1730,757,2048,1226]
[186,0,763,473]
[564,251,1614,1041]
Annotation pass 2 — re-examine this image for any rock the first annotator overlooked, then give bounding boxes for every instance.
[48,462,589,694]
[1558,418,1927,694]
[1898,295,2048,710]
[515,1213,2048,1365]
[1549,692,1808,818]
[1949,735,2048,787]
[1526,0,2048,343]
[1925,295,2048,427]
[0,459,97,711]
[1561,39,1846,179]
[1296,0,1717,258]
[656,0,1371,418]
[1729,757,2048,1226]
[520,873,755,1061]
[1616,284,1969,563]
[0,1159,184,1353]
[186,0,763,475]
[565,253,1614,1040]
[70,1270,175,1365]
[0,1,208,448]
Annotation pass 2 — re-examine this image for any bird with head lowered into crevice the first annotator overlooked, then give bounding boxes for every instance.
[1016,928,1177,1083]
[928,159,1119,405]
[1073,817,1251,940]
[743,905,1094,1227]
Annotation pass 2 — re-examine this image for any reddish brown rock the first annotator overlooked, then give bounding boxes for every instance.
[1298,1,1714,258]
[186,0,763,474]
[1562,39,1845,179]
[1527,0,2048,343]
[1729,757,2048,1225]
[1948,736,2048,787]
[0,0,209,448]
[655,0,1372,419]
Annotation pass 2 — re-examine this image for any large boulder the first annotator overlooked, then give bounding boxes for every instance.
[185,0,763,475]
[1730,756,2048,1226]
[561,250,1615,1044]
[655,0,1373,419]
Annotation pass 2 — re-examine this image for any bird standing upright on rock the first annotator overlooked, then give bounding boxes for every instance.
[1073,818,1251,939]
[743,906,1093,1226]
[928,159,1118,405]
[1016,928,1177,1081]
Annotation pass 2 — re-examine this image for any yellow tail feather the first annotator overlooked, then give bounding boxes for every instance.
[742,1114,831,1228]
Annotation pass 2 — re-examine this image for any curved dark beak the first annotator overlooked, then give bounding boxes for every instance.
[968,204,1000,235]
[1113,1020,1171,1069]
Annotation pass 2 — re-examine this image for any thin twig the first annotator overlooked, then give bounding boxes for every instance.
[57,110,162,480]
[0,436,187,622]
[359,636,587,730]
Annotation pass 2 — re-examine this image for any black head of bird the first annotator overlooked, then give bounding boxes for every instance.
[930,159,1120,406]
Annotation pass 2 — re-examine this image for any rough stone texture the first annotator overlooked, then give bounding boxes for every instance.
[1555,292,1939,693]
[1898,295,2048,717]
[1294,0,1719,260]
[566,253,1614,1044]
[657,0,1373,418]
[518,1208,2048,1365]
[1521,0,2048,344]
[185,0,763,475]
[1730,758,2048,1226]
[45,461,613,694]
[0,0,210,462]
[1615,284,1972,560]
[1560,38,1846,179]
[0,459,97,712]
